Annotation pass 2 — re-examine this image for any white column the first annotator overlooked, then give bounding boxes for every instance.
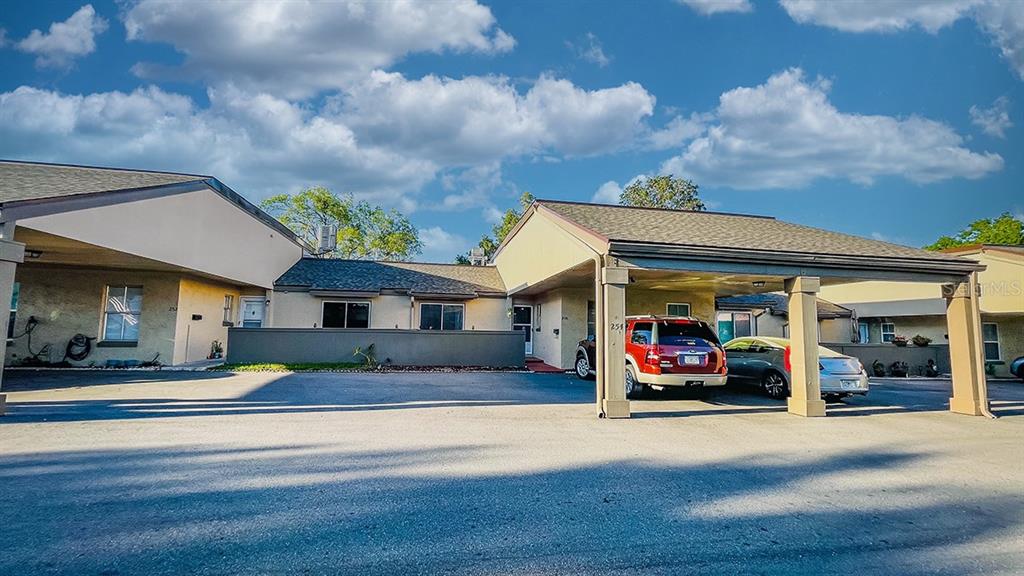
[602,266,629,419]
[0,238,25,415]
[784,276,826,417]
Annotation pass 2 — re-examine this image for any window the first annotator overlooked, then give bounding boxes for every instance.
[586,300,596,340]
[716,312,752,342]
[982,323,1001,361]
[103,285,142,342]
[881,322,896,343]
[630,322,653,345]
[322,301,371,328]
[657,321,720,347]
[419,303,464,330]
[666,303,691,317]
[223,295,235,325]
[7,281,19,340]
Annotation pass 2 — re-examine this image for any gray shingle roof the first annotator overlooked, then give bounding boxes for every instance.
[539,200,965,263]
[0,160,207,204]
[716,293,852,319]
[276,259,507,295]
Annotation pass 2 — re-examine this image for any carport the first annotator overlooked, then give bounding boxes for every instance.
[493,200,989,419]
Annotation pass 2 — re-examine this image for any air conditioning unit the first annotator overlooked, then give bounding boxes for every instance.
[469,247,487,266]
[317,224,338,253]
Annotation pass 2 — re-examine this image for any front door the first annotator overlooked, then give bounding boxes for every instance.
[241,298,265,328]
[513,305,533,355]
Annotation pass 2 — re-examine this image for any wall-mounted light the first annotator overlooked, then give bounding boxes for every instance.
[752,281,766,288]
[25,250,42,259]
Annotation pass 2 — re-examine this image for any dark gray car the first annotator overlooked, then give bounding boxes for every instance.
[723,337,869,400]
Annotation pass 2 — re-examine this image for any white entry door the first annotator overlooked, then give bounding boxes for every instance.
[241,298,265,328]
[512,305,533,355]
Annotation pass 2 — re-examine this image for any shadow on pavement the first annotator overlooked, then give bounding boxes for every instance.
[0,445,1019,575]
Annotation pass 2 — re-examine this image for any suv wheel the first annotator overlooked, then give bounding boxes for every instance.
[763,371,788,399]
[625,365,642,399]
[575,353,592,380]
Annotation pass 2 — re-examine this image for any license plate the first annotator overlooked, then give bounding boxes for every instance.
[681,355,702,366]
[840,379,860,390]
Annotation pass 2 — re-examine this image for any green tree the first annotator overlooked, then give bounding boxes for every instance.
[619,175,705,211]
[924,212,1024,251]
[261,186,422,260]
[455,191,535,264]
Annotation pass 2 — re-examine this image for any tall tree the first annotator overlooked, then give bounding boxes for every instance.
[924,212,1024,251]
[456,191,535,264]
[619,175,705,211]
[261,186,422,260]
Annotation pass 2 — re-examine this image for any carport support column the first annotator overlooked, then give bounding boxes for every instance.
[944,275,990,416]
[601,266,630,419]
[0,239,25,416]
[784,276,826,417]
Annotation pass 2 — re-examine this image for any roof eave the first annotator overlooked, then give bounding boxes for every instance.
[608,241,985,276]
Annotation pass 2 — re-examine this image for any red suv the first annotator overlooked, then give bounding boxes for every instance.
[575,315,727,398]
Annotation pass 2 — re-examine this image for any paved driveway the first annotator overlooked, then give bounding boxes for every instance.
[1,370,1022,575]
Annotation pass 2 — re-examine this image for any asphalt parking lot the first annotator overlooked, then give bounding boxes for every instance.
[1,370,1022,575]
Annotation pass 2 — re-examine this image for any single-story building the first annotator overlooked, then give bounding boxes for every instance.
[0,161,305,384]
[0,161,996,421]
[818,244,1023,378]
[714,293,855,342]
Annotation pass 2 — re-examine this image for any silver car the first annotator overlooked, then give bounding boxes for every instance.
[723,337,869,400]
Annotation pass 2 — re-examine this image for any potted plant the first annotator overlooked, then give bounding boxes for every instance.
[890,360,909,377]
[892,335,909,347]
[872,360,886,377]
[911,334,932,347]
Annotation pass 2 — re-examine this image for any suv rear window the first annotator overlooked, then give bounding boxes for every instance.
[657,321,720,347]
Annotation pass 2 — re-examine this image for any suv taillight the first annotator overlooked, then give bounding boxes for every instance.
[646,346,660,366]
[784,346,792,372]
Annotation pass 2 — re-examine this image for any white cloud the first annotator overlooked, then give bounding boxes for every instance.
[567,32,611,67]
[970,96,1013,138]
[660,68,1003,189]
[677,0,753,16]
[0,70,656,210]
[419,226,470,261]
[592,181,622,204]
[0,85,436,203]
[340,72,656,162]
[123,0,515,99]
[646,113,709,150]
[15,4,108,68]
[779,1,1024,80]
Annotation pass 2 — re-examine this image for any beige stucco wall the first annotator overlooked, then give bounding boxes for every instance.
[492,209,602,292]
[172,277,246,364]
[18,188,303,289]
[269,290,507,332]
[982,314,1023,377]
[7,266,180,366]
[820,318,854,343]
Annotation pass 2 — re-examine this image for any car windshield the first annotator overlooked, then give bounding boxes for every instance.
[657,322,720,346]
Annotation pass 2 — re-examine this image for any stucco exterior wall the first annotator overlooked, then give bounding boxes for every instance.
[269,290,507,332]
[982,314,1024,377]
[492,210,601,292]
[18,188,303,289]
[820,317,854,343]
[7,266,180,366]
[172,277,244,364]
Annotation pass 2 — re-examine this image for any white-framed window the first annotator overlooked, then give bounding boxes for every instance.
[666,302,691,316]
[881,322,896,343]
[419,303,464,331]
[7,281,19,340]
[321,301,371,328]
[223,295,235,325]
[982,323,1001,361]
[103,285,142,342]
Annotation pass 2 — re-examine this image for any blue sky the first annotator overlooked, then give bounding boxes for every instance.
[1,0,1021,261]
